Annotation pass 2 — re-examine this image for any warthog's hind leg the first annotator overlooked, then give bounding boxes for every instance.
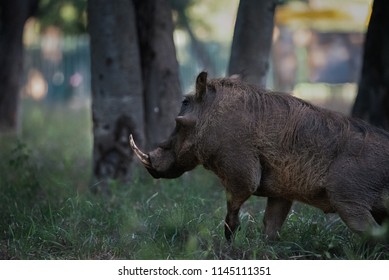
[337,205,380,236]
[263,197,293,240]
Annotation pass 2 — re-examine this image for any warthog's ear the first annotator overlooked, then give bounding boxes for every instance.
[175,115,196,127]
[195,71,207,101]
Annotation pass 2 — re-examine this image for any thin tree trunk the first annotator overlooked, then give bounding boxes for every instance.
[176,7,216,76]
[134,0,181,148]
[88,0,145,187]
[0,0,38,134]
[228,0,277,87]
[352,0,389,129]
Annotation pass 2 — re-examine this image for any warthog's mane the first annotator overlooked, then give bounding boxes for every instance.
[206,77,389,145]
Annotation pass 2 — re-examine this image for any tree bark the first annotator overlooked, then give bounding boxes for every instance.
[134,0,181,148]
[88,0,181,186]
[352,0,389,129]
[228,0,277,87]
[88,0,145,186]
[0,0,38,134]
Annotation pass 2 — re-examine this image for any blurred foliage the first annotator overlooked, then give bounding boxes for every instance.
[170,0,211,38]
[171,0,239,42]
[26,0,369,36]
[36,0,87,34]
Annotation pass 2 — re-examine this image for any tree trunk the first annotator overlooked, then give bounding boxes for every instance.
[176,7,216,76]
[134,0,181,149]
[352,0,389,129]
[228,0,277,87]
[88,0,145,187]
[0,0,38,134]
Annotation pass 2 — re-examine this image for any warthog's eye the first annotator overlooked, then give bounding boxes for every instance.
[182,98,190,107]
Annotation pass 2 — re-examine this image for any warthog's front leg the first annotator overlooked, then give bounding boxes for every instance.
[224,191,251,241]
[263,197,292,240]
[218,154,262,241]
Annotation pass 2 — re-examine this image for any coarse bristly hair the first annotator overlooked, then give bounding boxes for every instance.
[200,77,389,199]
[137,72,389,241]
[205,76,389,145]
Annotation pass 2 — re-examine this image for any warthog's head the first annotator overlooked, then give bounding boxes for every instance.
[130,72,210,179]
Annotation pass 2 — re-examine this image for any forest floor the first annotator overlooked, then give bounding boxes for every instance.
[1,100,388,260]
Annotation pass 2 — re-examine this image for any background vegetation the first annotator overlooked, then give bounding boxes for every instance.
[1,101,388,260]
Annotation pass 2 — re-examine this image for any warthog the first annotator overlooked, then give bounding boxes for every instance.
[130,72,389,241]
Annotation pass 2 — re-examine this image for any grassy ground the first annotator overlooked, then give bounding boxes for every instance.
[1,100,388,260]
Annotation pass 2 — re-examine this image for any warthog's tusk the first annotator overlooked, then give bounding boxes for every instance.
[129,134,152,167]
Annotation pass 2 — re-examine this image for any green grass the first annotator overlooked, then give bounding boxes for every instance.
[1,100,389,259]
